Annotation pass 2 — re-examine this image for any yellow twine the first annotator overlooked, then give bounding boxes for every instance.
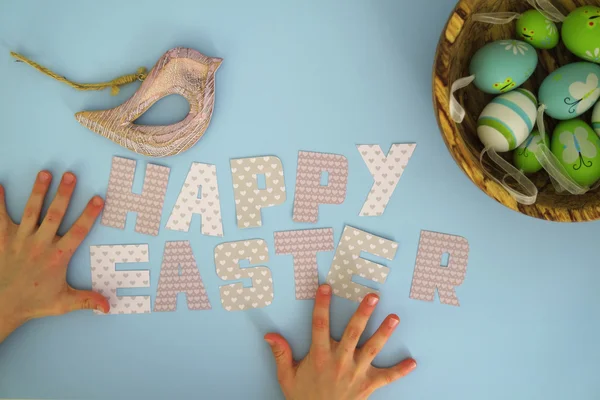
[10,51,148,95]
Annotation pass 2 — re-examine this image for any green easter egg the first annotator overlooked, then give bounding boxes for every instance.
[514,130,548,173]
[551,119,600,186]
[516,10,559,50]
[562,6,600,63]
[593,101,600,136]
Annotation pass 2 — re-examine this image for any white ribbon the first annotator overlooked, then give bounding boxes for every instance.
[537,104,547,138]
[530,0,566,22]
[449,75,475,123]
[472,12,522,24]
[480,146,538,205]
[534,144,589,195]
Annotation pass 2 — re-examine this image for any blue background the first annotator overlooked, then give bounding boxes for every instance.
[0,0,599,399]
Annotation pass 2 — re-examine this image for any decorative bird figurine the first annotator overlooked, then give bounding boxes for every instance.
[75,47,222,157]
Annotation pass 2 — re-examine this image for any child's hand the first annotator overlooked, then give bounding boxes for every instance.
[0,171,109,343]
[265,284,416,400]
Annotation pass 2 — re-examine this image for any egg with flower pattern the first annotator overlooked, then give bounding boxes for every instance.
[469,40,538,94]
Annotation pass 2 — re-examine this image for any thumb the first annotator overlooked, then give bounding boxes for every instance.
[264,333,294,390]
[65,288,110,314]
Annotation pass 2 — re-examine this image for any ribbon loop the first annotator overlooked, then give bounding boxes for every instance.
[480,146,538,205]
[449,75,475,123]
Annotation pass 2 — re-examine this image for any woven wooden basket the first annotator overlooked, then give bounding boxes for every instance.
[433,0,599,222]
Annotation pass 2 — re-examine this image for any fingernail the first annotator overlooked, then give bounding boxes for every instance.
[366,295,379,306]
[92,196,104,207]
[409,359,417,369]
[388,317,399,328]
[95,305,105,313]
[38,171,50,183]
[62,173,75,185]
[264,338,275,346]
[320,285,331,295]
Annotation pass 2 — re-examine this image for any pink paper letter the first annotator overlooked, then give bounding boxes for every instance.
[154,241,212,312]
[274,228,334,300]
[293,151,348,223]
[409,231,470,307]
[102,156,170,236]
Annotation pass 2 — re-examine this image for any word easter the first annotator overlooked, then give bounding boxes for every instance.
[91,146,470,315]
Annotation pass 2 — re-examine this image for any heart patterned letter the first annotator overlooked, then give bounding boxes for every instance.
[357,144,416,216]
[154,241,211,312]
[409,231,470,306]
[325,226,398,302]
[102,156,170,236]
[293,151,348,223]
[214,239,274,311]
[230,156,286,229]
[274,228,335,300]
[166,163,223,237]
[90,244,151,315]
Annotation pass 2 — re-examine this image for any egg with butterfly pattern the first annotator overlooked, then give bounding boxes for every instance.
[513,130,548,174]
[470,40,538,94]
[551,119,600,187]
[516,10,559,50]
[562,6,600,64]
[539,62,600,120]
[477,88,538,152]
[593,101,600,136]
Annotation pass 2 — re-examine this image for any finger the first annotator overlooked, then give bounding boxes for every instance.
[57,196,104,254]
[37,172,76,242]
[311,284,332,350]
[264,333,295,392]
[17,171,52,237]
[358,314,401,366]
[337,293,379,361]
[0,184,14,230]
[369,358,417,389]
[62,288,110,314]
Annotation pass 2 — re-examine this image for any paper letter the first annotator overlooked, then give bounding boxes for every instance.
[357,144,416,216]
[102,156,170,236]
[274,228,334,299]
[293,151,348,223]
[214,239,274,311]
[409,231,469,306]
[154,241,212,312]
[90,244,151,315]
[166,163,223,237]
[230,156,286,229]
[326,226,397,302]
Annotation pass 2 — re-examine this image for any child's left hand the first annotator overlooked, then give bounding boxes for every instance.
[0,171,109,343]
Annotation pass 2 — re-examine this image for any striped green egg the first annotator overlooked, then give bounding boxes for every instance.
[593,101,600,136]
[477,88,538,152]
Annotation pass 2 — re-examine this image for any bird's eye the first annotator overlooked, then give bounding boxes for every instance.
[505,79,510,83]
[523,27,527,31]
[530,30,534,34]
[494,84,499,87]
[590,22,595,27]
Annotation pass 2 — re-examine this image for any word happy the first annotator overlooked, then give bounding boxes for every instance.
[90,145,471,315]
